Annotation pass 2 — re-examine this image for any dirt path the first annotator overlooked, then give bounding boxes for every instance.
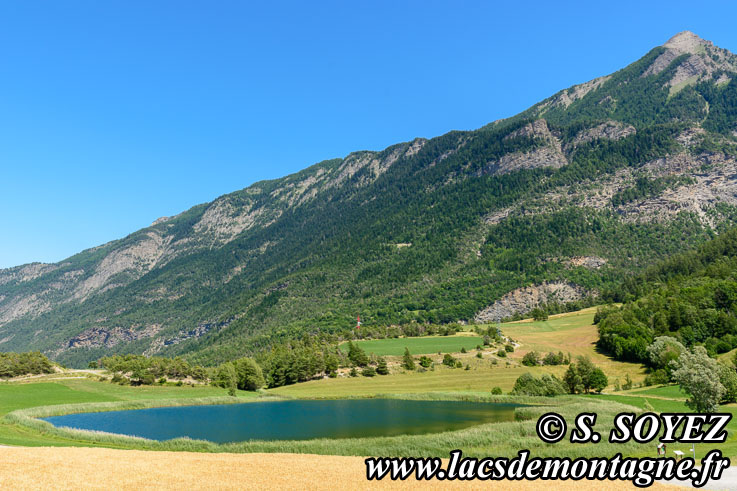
[0,447,676,490]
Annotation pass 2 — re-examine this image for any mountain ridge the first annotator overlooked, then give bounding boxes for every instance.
[2,31,737,367]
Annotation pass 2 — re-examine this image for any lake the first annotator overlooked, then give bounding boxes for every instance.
[43,399,520,443]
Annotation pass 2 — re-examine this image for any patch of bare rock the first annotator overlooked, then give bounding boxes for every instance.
[474,281,591,323]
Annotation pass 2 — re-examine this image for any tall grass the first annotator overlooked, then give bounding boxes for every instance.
[5,392,654,458]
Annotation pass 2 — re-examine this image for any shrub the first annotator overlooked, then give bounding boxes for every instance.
[521,351,540,367]
[362,366,376,377]
[542,351,565,366]
[460,347,467,354]
[644,369,669,386]
[504,344,514,353]
[158,377,167,385]
[376,357,389,375]
[418,356,433,368]
[511,373,567,396]
[476,352,483,359]
[531,308,549,321]
[623,374,633,390]
[349,367,358,377]
[497,350,507,358]
[491,387,503,395]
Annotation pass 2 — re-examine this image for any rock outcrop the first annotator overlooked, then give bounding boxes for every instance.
[474,282,591,323]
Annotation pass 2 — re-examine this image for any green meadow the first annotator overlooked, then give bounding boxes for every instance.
[340,335,484,356]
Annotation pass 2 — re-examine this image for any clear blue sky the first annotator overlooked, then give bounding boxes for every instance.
[1,1,735,268]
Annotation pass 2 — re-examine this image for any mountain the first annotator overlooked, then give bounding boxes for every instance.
[2,31,737,367]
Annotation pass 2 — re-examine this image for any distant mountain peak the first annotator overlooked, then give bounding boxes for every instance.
[640,31,737,89]
[663,31,709,54]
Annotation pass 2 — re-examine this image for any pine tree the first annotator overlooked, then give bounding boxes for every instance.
[402,347,415,370]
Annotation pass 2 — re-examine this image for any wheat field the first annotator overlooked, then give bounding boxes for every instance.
[0,446,675,490]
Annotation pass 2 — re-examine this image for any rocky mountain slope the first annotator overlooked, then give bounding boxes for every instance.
[2,31,737,367]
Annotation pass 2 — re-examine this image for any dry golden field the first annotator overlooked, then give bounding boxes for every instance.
[0,446,675,490]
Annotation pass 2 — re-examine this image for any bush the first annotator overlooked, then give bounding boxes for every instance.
[362,366,376,377]
[349,367,358,377]
[510,373,567,396]
[530,308,549,321]
[476,352,483,359]
[158,377,167,385]
[521,351,540,367]
[504,344,514,353]
[497,350,507,358]
[418,356,433,368]
[542,351,566,366]
[460,347,467,354]
[644,369,669,386]
[491,387,503,395]
[442,354,457,367]
[376,358,389,375]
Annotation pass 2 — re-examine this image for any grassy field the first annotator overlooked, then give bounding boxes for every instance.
[495,307,647,384]
[0,375,248,446]
[283,308,646,399]
[273,363,570,397]
[340,335,483,356]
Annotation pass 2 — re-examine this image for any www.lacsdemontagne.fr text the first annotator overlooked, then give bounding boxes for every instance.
[365,411,733,487]
[365,449,729,487]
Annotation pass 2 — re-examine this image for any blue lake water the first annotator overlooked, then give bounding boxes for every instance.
[43,399,520,443]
